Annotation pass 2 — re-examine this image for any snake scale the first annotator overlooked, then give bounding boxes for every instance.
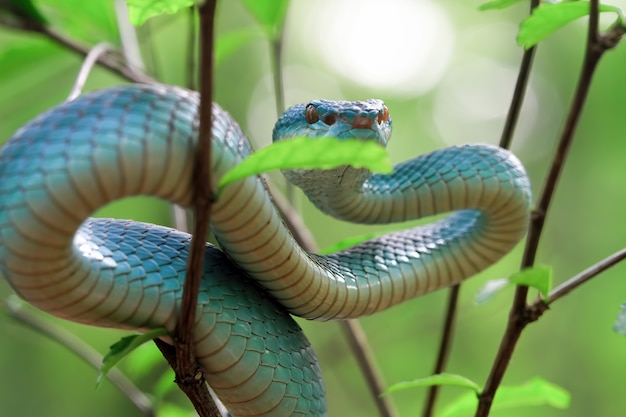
[0,84,531,416]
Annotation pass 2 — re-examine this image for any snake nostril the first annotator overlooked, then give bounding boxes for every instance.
[323,114,337,125]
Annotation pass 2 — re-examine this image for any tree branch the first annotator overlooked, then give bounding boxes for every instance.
[475,1,621,414]
[545,248,626,305]
[422,286,460,417]
[168,2,220,417]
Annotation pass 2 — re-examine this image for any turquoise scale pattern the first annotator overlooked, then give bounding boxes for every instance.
[0,85,326,417]
[0,83,532,416]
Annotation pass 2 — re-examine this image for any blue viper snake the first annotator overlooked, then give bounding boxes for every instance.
[0,84,531,416]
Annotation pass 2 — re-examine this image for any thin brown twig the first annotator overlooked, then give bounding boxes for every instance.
[169,2,220,417]
[340,320,397,417]
[475,1,620,414]
[423,2,541,413]
[2,298,155,417]
[422,286,460,417]
[0,16,155,84]
[545,248,626,305]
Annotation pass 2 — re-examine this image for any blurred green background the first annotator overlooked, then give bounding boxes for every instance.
[1,0,625,416]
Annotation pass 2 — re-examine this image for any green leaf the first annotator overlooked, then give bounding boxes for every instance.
[614,302,626,336]
[476,266,552,304]
[478,0,526,11]
[475,278,511,304]
[216,28,264,66]
[319,232,383,255]
[509,265,552,299]
[385,373,481,395]
[125,0,194,26]
[518,1,624,49]
[241,0,289,38]
[218,137,392,190]
[440,377,570,417]
[97,328,169,385]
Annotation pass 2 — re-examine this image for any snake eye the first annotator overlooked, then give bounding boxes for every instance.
[322,114,337,125]
[305,104,319,124]
[377,105,390,125]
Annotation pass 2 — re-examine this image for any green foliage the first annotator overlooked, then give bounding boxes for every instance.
[125,0,194,26]
[387,373,569,416]
[385,373,481,395]
[97,328,169,385]
[517,1,624,49]
[614,302,626,336]
[509,265,552,298]
[218,137,392,190]
[240,0,289,39]
[440,377,570,417]
[476,265,552,304]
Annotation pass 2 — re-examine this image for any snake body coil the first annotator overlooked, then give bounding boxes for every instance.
[0,84,531,416]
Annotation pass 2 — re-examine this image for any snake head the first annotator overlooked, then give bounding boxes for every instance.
[272,99,392,147]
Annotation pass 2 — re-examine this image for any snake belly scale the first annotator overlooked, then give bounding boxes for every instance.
[0,84,532,416]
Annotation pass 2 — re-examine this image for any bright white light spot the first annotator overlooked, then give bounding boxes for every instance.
[296,0,455,95]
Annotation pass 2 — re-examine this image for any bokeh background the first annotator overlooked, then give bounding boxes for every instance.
[1,0,625,416]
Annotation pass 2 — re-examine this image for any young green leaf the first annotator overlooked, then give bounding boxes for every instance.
[509,265,552,299]
[97,328,169,385]
[475,278,511,304]
[218,137,392,191]
[518,1,624,49]
[319,232,383,255]
[125,0,193,26]
[478,0,526,11]
[439,377,570,417]
[241,0,289,38]
[385,373,481,395]
[613,302,626,336]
